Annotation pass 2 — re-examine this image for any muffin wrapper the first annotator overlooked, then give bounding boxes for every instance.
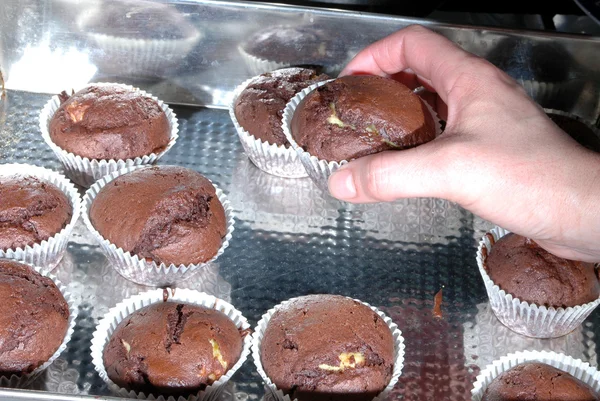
[39,82,179,187]
[0,262,78,387]
[81,165,235,287]
[282,81,443,192]
[0,164,82,273]
[471,350,600,400]
[252,296,405,401]
[229,77,308,178]
[477,227,600,338]
[90,288,252,401]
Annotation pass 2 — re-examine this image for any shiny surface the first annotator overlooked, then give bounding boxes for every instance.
[0,89,598,401]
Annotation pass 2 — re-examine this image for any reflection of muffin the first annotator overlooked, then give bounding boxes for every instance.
[103,302,244,395]
[546,109,600,153]
[482,362,599,400]
[49,84,171,160]
[290,75,437,163]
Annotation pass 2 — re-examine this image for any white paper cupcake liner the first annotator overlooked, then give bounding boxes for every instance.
[471,350,600,400]
[252,295,405,401]
[90,288,251,401]
[0,260,78,388]
[81,165,235,287]
[0,164,82,273]
[477,227,600,338]
[229,77,308,178]
[282,80,443,192]
[39,82,179,187]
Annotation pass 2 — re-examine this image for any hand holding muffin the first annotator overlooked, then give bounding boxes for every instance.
[328,25,600,263]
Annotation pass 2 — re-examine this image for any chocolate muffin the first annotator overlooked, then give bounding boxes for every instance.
[290,75,437,162]
[89,166,227,266]
[547,111,600,153]
[482,362,599,400]
[103,302,244,395]
[0,259,69,375]
[49,84,170,160]
[260,294,395,401]
[234,67,330,147]
[0,175,72,251]
[485,233,600,308]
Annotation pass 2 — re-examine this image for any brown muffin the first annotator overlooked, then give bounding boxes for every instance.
[260,294,395,401]
[103,302,244,395]
[547,111,600,153]
[485,233,600,308]
[0,175,72,251]
[0,259,69,375]
[482,362,599,400]
[234,67,329,147]
[290,75,437,162]
[89,166,226,266]
[49,84,170,160]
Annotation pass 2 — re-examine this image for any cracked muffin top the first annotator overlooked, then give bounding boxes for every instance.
[89,166,227,266]
[290,75,437,162]
[49,84,170,160]
[482,362,599,401]
[102,302,244,395]
[260,294,395,401]
[0,175,72,251]
[485,233,600,308]
[0,259,69,375]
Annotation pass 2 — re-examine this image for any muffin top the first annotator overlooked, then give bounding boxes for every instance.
[49,84,170,160]
[0,175,72,251]
[547,111,600,153]
[482,362,599,401]
[260,294,395,401]
[89,166,226,266]
[234,67,330,147]
[290,75,437,162]
[485,233,600,308]
[103,302,244,395]
[0,259,69,375]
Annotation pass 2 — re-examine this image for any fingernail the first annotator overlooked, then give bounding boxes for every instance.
[329,169,357,199]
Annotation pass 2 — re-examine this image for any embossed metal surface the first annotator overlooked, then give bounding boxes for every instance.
[0,90,598,401]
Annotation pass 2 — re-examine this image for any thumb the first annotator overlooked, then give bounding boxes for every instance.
[328,143,452,203]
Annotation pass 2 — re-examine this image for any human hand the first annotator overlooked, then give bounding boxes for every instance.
[328,25,600,262]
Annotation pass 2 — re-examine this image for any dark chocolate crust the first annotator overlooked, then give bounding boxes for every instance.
[482,362,599,401]
[0,175,72,251]
[103,302,243,395]
[49,84,170,160]
[0,259,69,375]
[234,68,330,147]
[485,233,600,308]
[260,294,395,401]
[89,166,227,266]
[547,112,600,153]
[290,75,437,162]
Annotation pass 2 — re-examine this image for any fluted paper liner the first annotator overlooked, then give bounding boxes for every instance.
[81,165,235,287]
[471,350,600,400]
[0,164,82,273]
[252,295,405,401]
[282,80,443,192]
[229,77,307,178]
[90,288,251,401]
[0,261,78,388]
[477,227,600,338]
[39,82,179,187]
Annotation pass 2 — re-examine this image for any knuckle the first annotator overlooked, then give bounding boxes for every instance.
[364,156,393,201]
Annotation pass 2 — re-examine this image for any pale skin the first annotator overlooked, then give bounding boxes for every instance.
[328,25,600,263]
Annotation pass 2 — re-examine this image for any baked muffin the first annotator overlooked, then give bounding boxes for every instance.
[234,67,329,147]
[0,259,69,375]
[547,111,600,153]
[103,302,244,395]
[89,166,226,266]
[290,75,437,162]
[260,294,395,401]
[49,84,170,160]
[482,362,599,400]
[0,175,72,251]
[485,233,599,308]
